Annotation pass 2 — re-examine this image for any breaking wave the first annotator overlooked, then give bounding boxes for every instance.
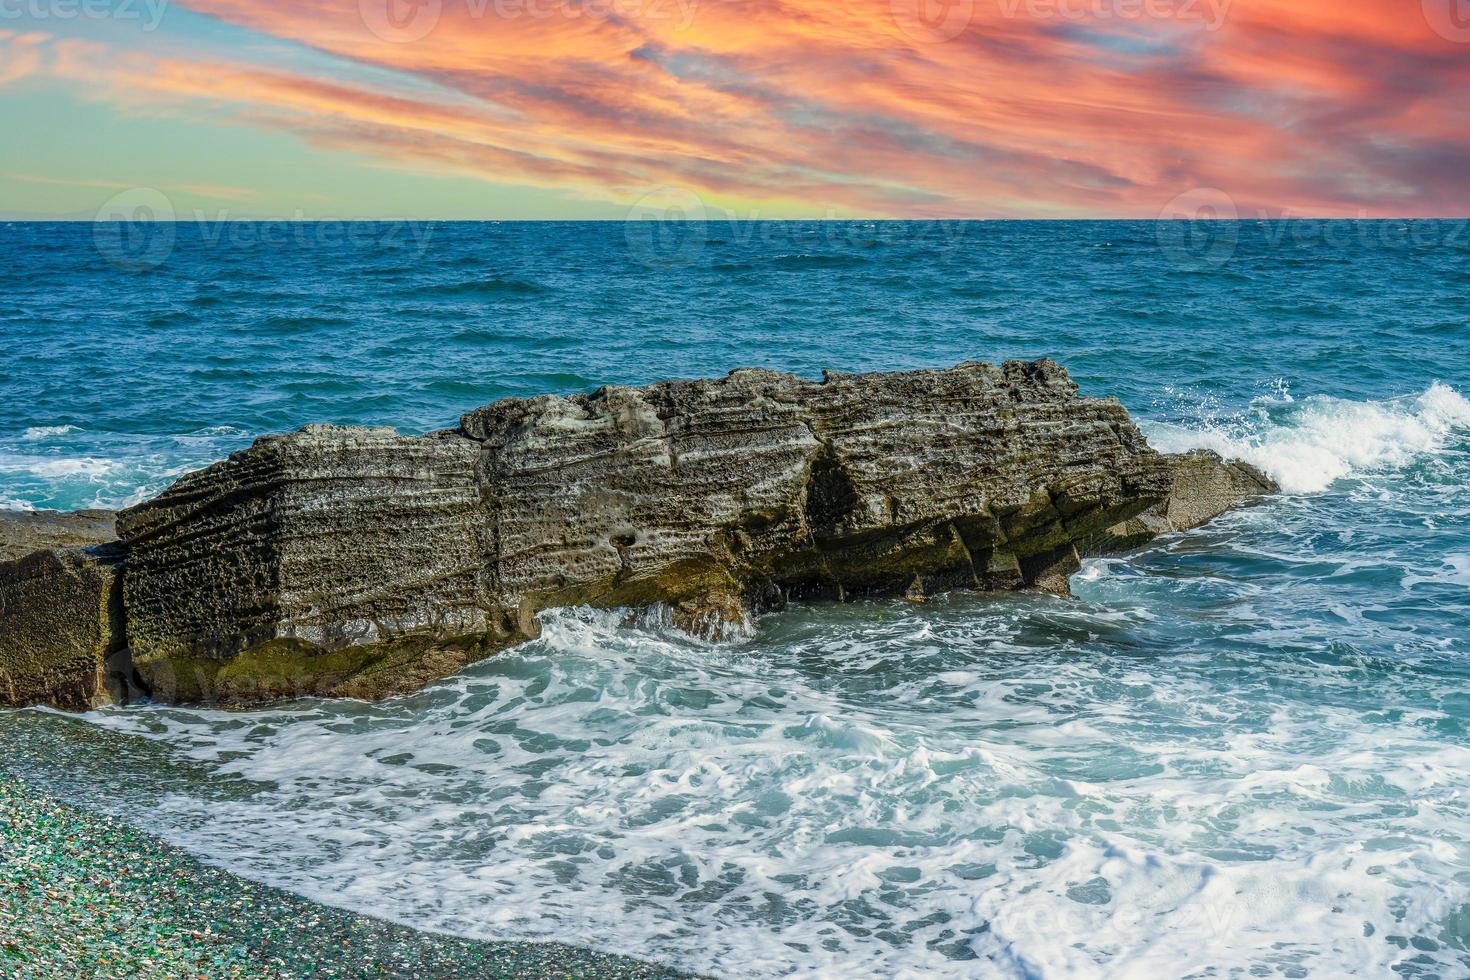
[1145,382,1470,493]
[0,427,254,511]
[21,424,82,441]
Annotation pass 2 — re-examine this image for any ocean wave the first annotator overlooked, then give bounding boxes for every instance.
[0,428,254,511]
[409,276,550,298]
[767,253,870,270]
[449,327,521,345]
[77,595,1470,979]
[254,315,353,335]
[0,454,115,479]
[186,425,250,438]
[1402,553,1470,590]
[1146,382,1470,493]
[21,424,82,441]
[143,310,202,328]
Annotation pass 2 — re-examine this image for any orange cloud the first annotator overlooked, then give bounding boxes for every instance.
[0,30,52,86]
[6,0,1468,215]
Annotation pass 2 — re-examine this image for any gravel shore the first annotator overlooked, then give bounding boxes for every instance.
[0,776,691,979]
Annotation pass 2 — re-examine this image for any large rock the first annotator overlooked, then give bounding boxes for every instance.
[115,359,1176,703]
[0,544,133,711]
[115,425,500,703]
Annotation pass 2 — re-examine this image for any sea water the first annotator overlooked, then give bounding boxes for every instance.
[1,220,1468,977]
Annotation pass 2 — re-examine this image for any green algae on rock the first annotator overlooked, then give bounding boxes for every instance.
[0,545,133,712]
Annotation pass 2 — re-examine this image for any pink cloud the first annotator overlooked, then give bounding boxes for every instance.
[6,0,1467,215]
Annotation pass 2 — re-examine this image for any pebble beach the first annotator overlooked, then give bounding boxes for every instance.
[0,776,688,979]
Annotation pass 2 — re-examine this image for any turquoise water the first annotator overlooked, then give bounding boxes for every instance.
[3,220,1470,977]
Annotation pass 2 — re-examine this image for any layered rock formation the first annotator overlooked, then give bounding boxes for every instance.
[0,511,138,711]
[0,509,116,563]
[1090,450,1279,552]
[0,360,1279,709]
[116,426,500,703]
[0,541,129,711]
[113,359,1175,702]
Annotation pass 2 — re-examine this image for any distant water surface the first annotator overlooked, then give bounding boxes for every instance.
[2,220,1469,977]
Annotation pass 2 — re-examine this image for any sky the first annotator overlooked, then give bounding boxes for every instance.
[0,0,1467,219]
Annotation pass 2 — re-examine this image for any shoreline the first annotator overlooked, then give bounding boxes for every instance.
[0,774,691,979]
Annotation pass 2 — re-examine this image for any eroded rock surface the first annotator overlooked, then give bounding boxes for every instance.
[115,425,497,703]
[0,509,116,563]
[0,544,133,711]
[0,510,142,710]
[1090,450,1279,552]
[114,359,1177,703]
[0,361,1283,709]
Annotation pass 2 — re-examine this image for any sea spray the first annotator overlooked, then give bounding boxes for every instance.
[72,579,1470,977]
[1145,382,1470,493]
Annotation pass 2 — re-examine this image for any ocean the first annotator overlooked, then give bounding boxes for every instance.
[2,219,1469,977]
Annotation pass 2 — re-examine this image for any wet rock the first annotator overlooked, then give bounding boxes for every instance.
[0,544,141,710]
[114,424,503,704]
[1090,450,1279,552]
[1161,450,1279,531]
[100,359,1183,704]
[0,509,116,563]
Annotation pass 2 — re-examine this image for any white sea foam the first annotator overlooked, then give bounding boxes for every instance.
[1402,553,1470,590]
[80,600,1470,978]
[0,455,115,479]
[1146,382,1470,494]
[21,424,82,441]
[0,427,252,510]
[176,425,249,443]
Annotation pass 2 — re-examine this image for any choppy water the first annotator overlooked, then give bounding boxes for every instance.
[3,220,1469,977]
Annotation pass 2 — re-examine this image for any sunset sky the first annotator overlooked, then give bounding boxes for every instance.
[2,0,1468,219]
